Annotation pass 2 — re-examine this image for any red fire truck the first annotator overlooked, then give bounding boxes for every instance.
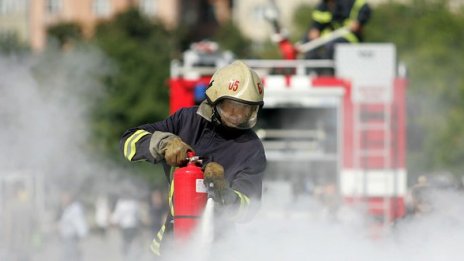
[168,41,407,228]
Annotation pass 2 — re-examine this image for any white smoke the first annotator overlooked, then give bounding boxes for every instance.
[0,48,107,177]
[0,47,152,261]
[163,186,464,261]
[1,47,464,261]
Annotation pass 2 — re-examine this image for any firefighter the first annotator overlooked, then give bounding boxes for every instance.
[304,0,371,60]
[120,60,266,256]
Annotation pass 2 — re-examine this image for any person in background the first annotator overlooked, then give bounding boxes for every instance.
[94,194,110,238]
[148,189,167,235]
[304,0,371,60]
[57,191,88,261]
[111,193,141,259]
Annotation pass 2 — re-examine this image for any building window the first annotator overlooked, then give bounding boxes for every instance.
[139,0,157,17]
[93,0,111,18]
[0,0,20,14]
[1,0,27,14]
[46,0,62,14]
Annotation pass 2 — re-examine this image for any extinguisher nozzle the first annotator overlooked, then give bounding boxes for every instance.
[206,183,216,199]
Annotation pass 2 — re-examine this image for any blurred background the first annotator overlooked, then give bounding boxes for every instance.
[1,0,464,260]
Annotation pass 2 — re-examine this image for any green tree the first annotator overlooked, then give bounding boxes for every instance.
[291,4,314,42]
[213,21,252,58]
[47,22,83,49]
[0,32,30,54]
[367,0,464,176]
[92,8,177,184]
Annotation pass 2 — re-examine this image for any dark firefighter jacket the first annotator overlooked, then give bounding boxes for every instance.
[311,0,371,42]
[120,104,266,255]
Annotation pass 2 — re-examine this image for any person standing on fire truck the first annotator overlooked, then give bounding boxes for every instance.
[120,60,266,256]
[304,0,371,60]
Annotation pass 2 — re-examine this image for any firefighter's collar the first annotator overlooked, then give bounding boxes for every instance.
[196,100,213,122]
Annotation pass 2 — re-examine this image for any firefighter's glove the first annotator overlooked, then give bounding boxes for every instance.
[203,162,238,206]
[163,137,193,167]
[149,132,193,166]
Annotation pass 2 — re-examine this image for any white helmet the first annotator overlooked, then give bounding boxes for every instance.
[206,61,264,129]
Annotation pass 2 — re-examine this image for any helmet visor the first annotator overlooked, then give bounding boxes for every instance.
[216,99,259,129]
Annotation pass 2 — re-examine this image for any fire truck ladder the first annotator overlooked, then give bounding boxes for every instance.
[354,99,393,228]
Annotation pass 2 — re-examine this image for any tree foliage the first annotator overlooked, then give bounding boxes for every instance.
[213,21,252,58]
[291,4,314,41]
[0,32,30,54]
[47,22,83,48]
[366,0,464,175]
[91,8,177,184]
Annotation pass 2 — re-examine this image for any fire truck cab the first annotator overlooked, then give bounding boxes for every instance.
[169,43,407,227]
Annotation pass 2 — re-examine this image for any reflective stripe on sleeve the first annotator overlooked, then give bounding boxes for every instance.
[123,130,150,161]
[341,0,366,39]
[343,32,359,43]
[350,0,366,21]
[312,10,332,24]
[232,190,251,220]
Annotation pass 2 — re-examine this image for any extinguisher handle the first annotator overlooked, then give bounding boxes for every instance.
[186,150,203,166]
[187,150,195,158]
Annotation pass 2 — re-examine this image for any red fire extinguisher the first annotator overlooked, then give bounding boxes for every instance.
[173,151,208,240]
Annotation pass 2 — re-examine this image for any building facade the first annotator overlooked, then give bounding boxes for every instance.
[0,0,29,43]
[0,0,178,51]
[0,0,461,52]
